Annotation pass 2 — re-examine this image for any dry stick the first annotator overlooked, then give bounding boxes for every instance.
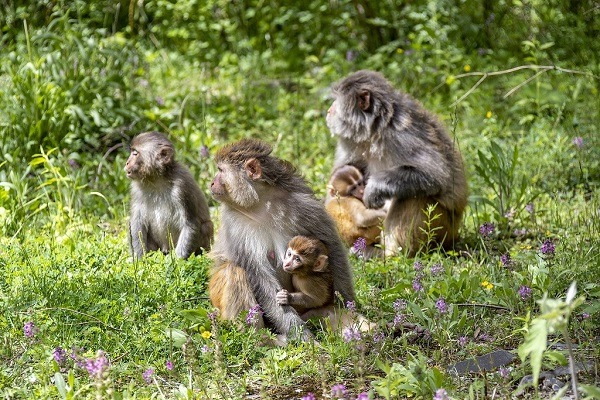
[503,68,549,98]
[449,64,597,107]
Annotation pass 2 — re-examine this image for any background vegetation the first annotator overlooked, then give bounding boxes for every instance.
[0,0,598,398]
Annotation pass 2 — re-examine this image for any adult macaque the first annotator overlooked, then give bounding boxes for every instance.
[326,70,468,255]
[325,165,387,257]
[276,236,333,316]
[208,138,354,340]
[125,131,213,259]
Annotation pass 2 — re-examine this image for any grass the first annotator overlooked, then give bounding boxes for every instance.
[1,10,599,400]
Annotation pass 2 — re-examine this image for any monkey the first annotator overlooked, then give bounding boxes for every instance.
[276,236,334,316]
[325,164,387,257]
[125,131,214,260]
[326,70,468,256]
[207,138,355,340]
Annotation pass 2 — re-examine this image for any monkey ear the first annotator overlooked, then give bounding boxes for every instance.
[313,255,329,272]
[358,89,371,111]
[244,158,263,180]
[158,146,174,164]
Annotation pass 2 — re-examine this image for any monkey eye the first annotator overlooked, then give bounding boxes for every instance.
[285,250,291,257]
[131,150,139,156]
[294,256,301,263]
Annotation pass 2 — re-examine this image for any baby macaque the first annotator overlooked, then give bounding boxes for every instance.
[325,165,387,257]
[125,131,213,259]
[276,236,334,317]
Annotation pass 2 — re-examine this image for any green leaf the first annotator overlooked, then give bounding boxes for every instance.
[580,384,600,399]
[54,372,67,399]
[165,328,188,348]
[518,317,548,386]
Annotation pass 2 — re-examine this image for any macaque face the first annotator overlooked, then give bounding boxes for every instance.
[282,247,307,274]
[329,165,365,200]
[125,146,147,180]
[210,162,260,208]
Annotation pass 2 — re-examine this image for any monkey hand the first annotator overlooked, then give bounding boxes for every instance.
[363,184,389,209]
[276,289,290,305]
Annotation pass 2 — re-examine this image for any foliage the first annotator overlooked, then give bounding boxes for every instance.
[0,0,599,398]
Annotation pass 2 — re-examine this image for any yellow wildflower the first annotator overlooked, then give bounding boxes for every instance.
[481,280,494,290]
[464,64,471,72]
[486,111,492,119]
[201,330,212,339]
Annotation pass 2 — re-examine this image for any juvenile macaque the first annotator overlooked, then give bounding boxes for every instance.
[276,236,333,316]
[125,131,213,259]
[325,165,387,257]
[208,138,354,340]
[326,70,468,255]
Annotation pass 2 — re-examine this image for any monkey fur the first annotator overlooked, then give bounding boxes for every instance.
[325,165,387,255]
[208,138,355,339]
[276,236,334,315]
[126,131,213,259]
[326,70,468,255]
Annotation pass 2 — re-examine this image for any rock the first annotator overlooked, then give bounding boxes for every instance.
[448,349,516,375]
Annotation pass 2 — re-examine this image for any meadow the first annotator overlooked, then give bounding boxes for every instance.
[0,1,599,399]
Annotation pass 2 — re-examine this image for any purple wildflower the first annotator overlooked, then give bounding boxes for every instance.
[346,300,357,312]
[393,313,406,326]
[201,345,210,354]
[513,228,527,236]
[68,159,80,169]
[301,393,316,400]
[504,208,516,220]
[582,312,590,320]
[208,311,218,323]
[412,277,423,292]
[499,367,510,379]
[525,203,535,214]
[433,388,450,400]
[458,336,468,347]
[479,222,495,237]
[85,351,109,379]
[500,253,512,268]
[540,239,555,256]
[413,261,424,271]
[142,367,154,384]
[200,145,210,158]
[23,321,36,338]
[246,304,263,325]
[342,327,361,342]
[331,383,348,398]
[393,299,407,312]
[356,393,370,400]
[53,347,67,364]
[373,331,385,343]
[478,332,494,342]
[430,263,444,276]
[346,50,357,62]
[518,285,532,300]
[352,237,367,257]
[572,136,584,148]
[155,96,165,106]
[435,298,448,314]
[166,360,173,371]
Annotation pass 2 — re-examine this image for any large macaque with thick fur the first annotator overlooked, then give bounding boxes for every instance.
[326,70,468,255]
[325,164,387,256]
[276,236,334,316]
[208,139,355,339]
[126,131,213,259]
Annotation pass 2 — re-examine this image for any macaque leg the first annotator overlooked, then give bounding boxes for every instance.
[301,305,375,333]
[208,261,264,328]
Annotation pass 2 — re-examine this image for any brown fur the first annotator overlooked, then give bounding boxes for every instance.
[325,165,386,255]
[207,138,355,340]
[126,131,213,259]
[277,236,334,316]
[327,70,468,256]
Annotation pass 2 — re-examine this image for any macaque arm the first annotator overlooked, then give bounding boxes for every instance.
[129,214,147,259]
[287,291,328,309]
[175,223,197,259]
[364,166,443,209]
[354,207,387,228]
[246,260,309,338]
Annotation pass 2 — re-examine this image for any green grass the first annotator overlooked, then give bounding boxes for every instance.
[1,3,599,399]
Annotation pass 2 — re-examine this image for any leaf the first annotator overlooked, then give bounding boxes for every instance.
[164,328,188,348]
[580,384,600,399]
[566,281,577,304]
[54,372,67,399]
[518,317,548,386]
